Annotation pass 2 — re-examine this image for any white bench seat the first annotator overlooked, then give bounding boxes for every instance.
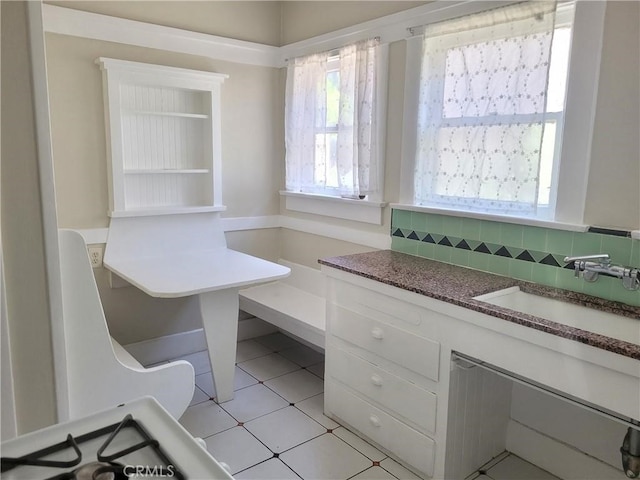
[239,261,325,349]
[59,229,195,420]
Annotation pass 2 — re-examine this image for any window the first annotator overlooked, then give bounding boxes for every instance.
[413,2,575,220]
[285,38,381,199]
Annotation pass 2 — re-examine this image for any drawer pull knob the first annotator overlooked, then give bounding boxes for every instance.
[369,415,382,427]
[370,374,383,386]
[371,327,384,339]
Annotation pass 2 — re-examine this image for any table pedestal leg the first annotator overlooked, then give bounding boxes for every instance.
[197,288,239,403]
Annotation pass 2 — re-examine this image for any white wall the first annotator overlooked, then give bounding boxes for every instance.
[1,1,57,434]
[45,0,283,46]
[584,0,640,230]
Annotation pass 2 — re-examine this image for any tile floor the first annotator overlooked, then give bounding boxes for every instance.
[172,332,559,480]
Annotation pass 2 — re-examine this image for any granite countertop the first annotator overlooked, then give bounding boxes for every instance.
[319,250,640,360]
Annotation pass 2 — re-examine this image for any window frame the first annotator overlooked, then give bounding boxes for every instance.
[399,0,607,228]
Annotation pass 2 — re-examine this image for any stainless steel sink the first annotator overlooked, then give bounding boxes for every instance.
[474,286,640,345]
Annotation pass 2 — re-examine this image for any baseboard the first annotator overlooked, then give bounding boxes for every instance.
[123,317,277,365]
[506,420,623,480]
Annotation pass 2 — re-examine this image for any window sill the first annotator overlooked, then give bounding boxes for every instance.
[390,203,589,232]
[281,191,387,225]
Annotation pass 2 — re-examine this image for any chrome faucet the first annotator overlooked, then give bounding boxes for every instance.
[564,253,640,291]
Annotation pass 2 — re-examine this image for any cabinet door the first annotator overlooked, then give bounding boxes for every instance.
[327,380,436,478]
[330,347,438,435]
[331,305,441,382]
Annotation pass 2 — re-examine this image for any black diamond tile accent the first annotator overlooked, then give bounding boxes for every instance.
[422,233,436,244]
[516,250,536,262]
[438,236,453,247]
[494,246,512,258]
[486,243,502,255]
[431,234,444,244]
[474,242,492,254]
[466,239,481,251]
[455,239,472,250]
[564,260,576,270]
[540,254,561,267]
[553,254,567,266]
[392,228,405,238]
[407,231,420,240]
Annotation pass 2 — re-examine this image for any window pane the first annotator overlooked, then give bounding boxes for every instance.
[431,123,543,205]
[443,32,554,119]
[537,121,557,206]
[546,27,571,113]
[315,133,338,188]
[326,70,340,128]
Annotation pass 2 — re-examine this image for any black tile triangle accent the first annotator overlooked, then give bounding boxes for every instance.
[438,236,453,247]
[515,250,536,263]
[407,231,420,240]
[392,228,405,238]
[422,233,436,244]
[540,254,561,267]
[474,242,492,254]
[494,246,513,258]
[455,239,472,250]
[564,260,576,270]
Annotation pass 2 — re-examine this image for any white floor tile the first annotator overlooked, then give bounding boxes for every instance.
[264,369,324,403]
[380,458,422,480]
[176,350,211,376]
[220,384,289,422]
[351,466,398,480]
[295,394,339,429]
[204,426,273,475]
[245,406,326,453]
[279,345,325,367]
[196,367,258,398]
[236,339,273,363]
[255,332,300,351]
[333,427,386,462]
[234,459,300,480]
[189,386,211,406]
[238,353,300,381]
[280,433,372,480]
[307,361,325,379]
[178,401,237,439]
[487,455,560,480]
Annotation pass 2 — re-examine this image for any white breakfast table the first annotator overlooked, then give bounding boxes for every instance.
[103,213,290,403]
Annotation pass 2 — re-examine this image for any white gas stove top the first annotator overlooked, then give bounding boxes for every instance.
[1,396,232,480]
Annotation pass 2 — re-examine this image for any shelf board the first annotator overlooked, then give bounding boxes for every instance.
[126,110,209,119]
[124,169,210,175]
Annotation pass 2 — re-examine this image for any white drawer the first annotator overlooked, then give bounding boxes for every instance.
[330,347,437,435]
[328,380,436,478]
[331,306,440,382]
[333,280,440,340]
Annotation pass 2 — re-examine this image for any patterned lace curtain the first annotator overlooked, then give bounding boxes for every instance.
[285,39,379,196]
[414,2,558,215]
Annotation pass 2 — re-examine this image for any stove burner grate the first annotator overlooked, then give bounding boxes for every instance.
[1,414,185,480]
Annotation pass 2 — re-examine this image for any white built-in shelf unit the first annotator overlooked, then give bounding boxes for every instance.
[96,57,228,217]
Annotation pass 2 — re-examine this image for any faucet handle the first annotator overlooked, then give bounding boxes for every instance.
[563,253,610,264]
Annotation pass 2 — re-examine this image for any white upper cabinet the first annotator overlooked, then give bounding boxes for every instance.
[96,58,228,217]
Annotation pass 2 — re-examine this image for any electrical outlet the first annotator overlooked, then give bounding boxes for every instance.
[88,246,103,268]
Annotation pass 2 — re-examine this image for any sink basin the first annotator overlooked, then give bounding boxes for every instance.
[474,287,640,346]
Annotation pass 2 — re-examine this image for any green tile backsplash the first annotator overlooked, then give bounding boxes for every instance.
[390,209,640,307]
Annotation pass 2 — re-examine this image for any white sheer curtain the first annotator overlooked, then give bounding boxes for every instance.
[285,38,379,197]
[414,2,558,215]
